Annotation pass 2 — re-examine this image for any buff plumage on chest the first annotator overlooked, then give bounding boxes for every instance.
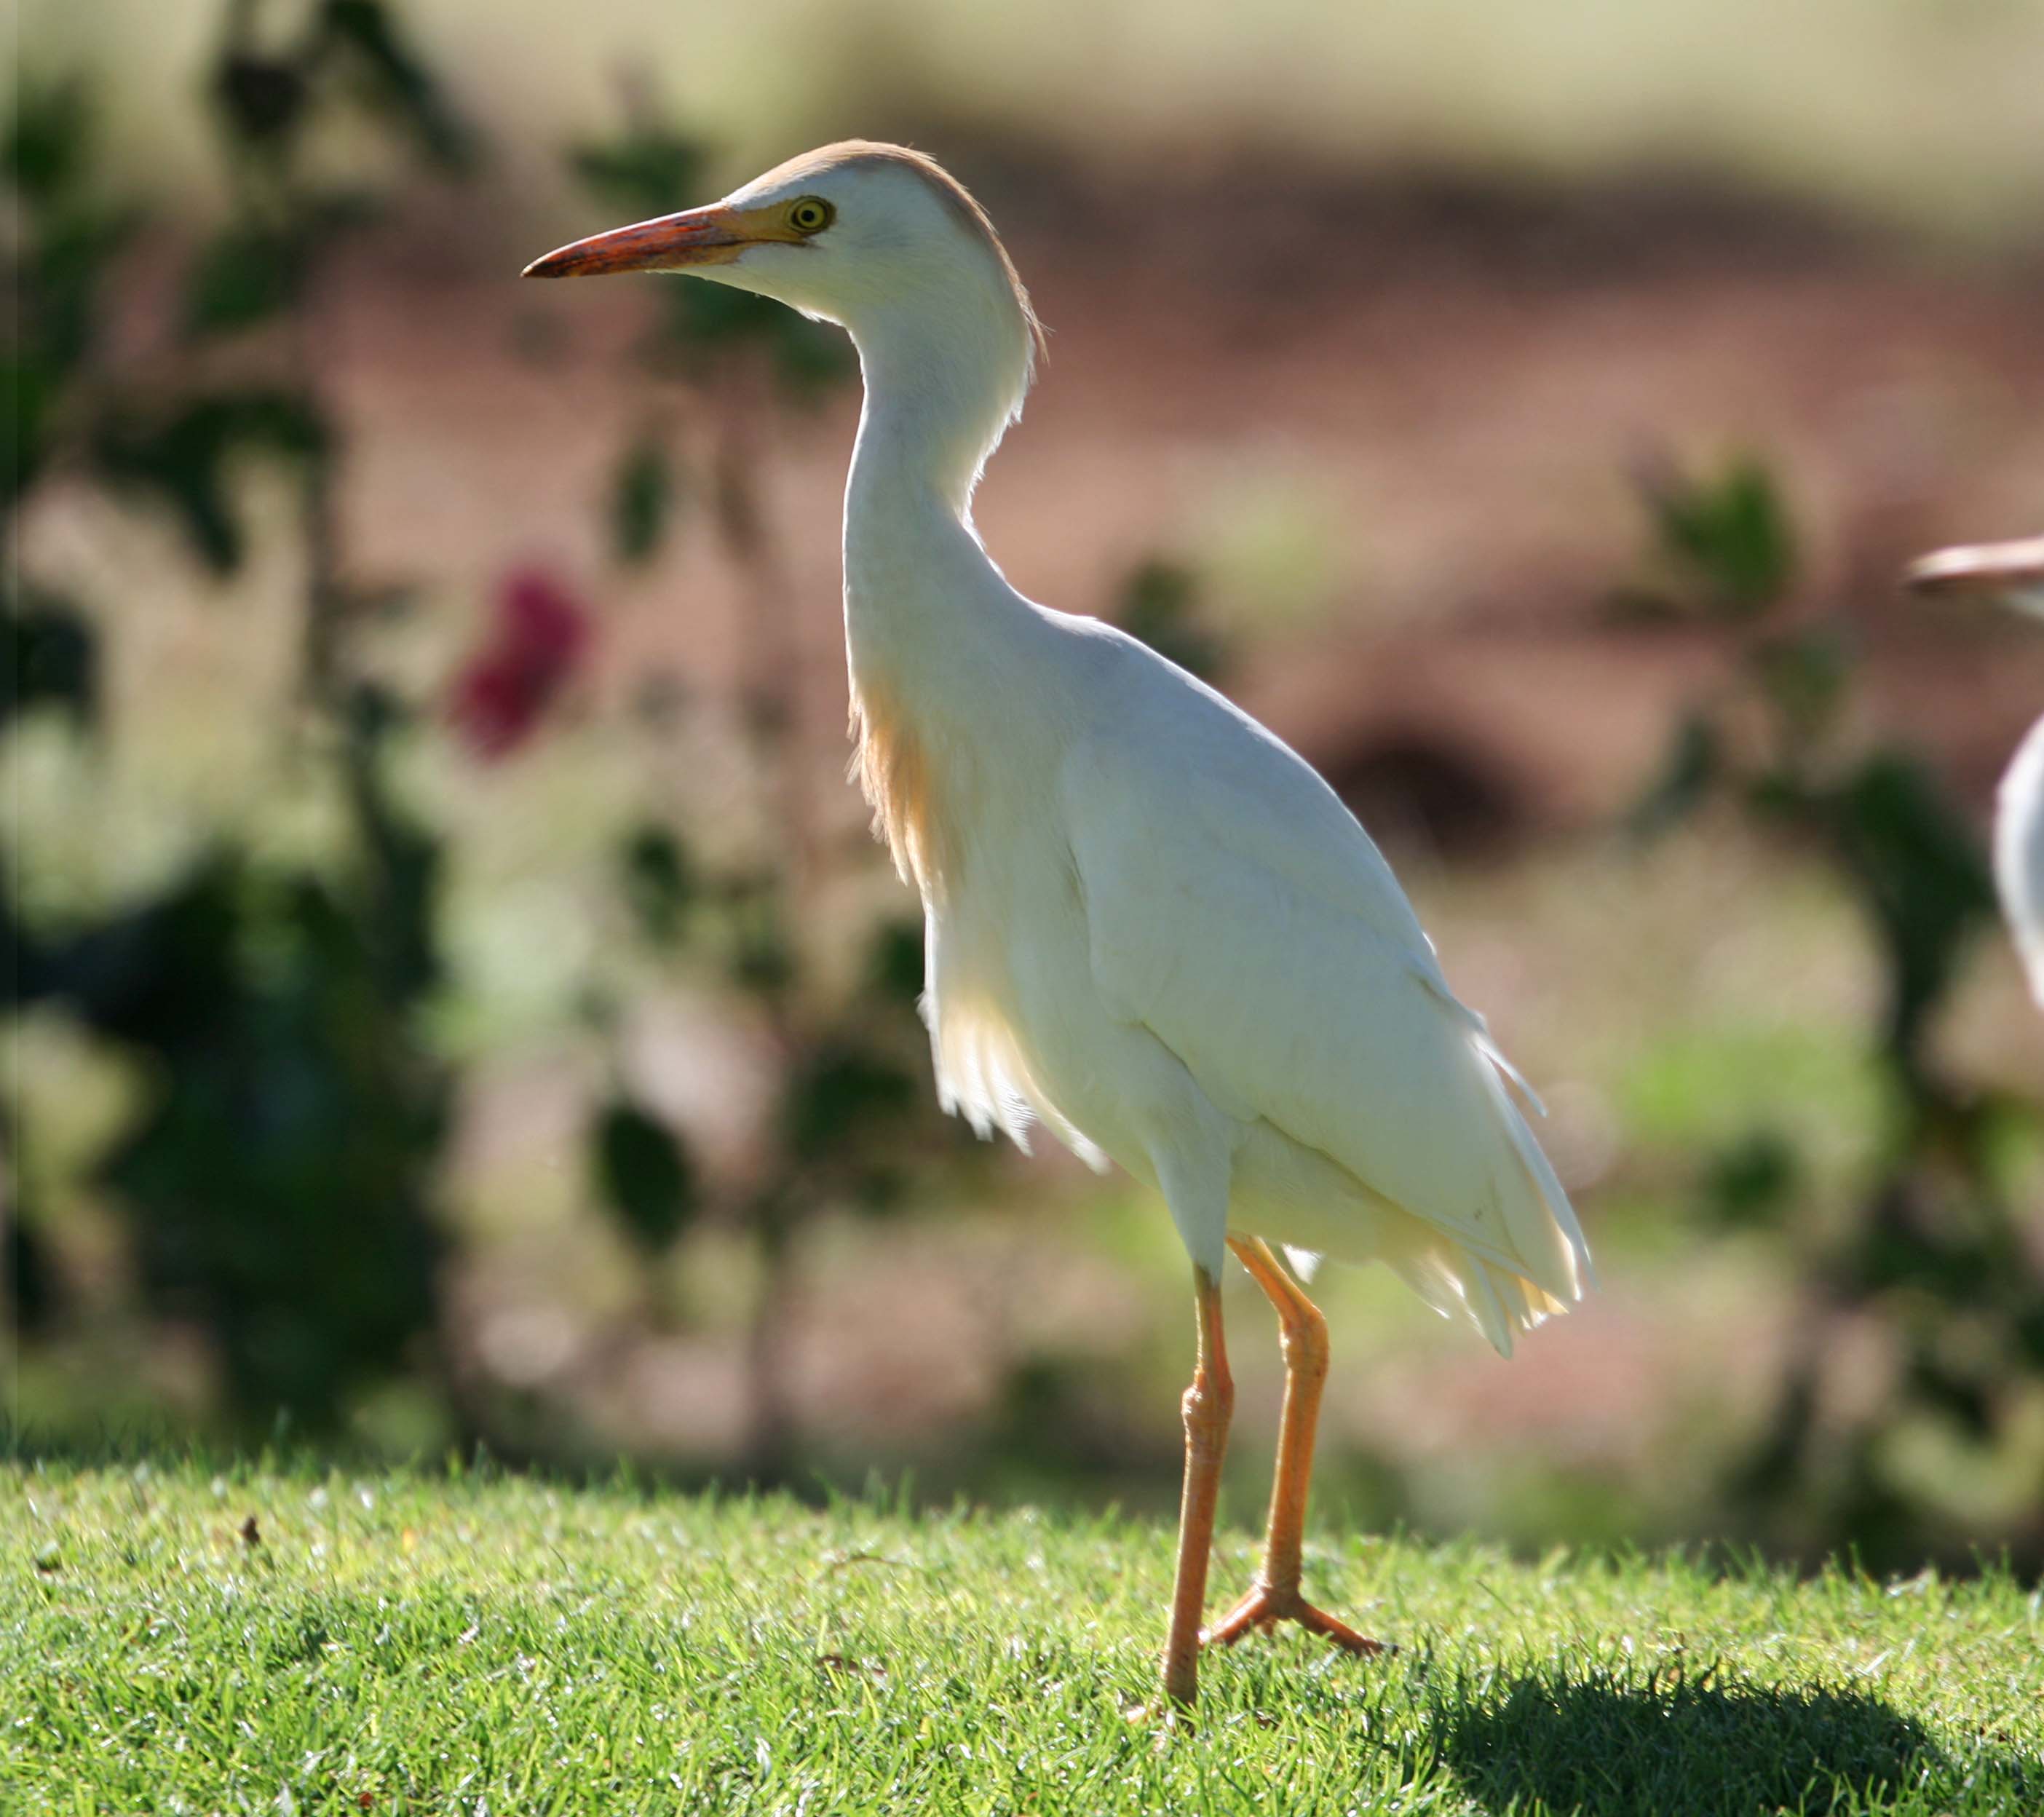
[851,678,952,895]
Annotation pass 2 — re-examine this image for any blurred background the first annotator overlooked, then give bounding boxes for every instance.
[7,0,2043,1572]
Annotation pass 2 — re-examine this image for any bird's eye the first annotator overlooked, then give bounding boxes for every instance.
[788,197,834,236]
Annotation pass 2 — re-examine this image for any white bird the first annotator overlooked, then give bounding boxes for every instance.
[1906,537,2044,1008]
[527,142,1591,1708]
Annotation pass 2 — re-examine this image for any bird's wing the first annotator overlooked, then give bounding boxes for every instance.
[1996,716,2044,1008]
[1061,686,1588,1338]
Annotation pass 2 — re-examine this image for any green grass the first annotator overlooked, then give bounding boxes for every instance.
[7,1458,2038,1815]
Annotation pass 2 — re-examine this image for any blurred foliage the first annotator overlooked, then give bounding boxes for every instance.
[93,391,329,574]
[183,222,312,337]
[610,431,677,567]
[1116,558,1227,684]
[3,10,951,1463]
[4,3,470,1430]
[617,823,695,948]
[3,588,98,730]
[1700,1128,1802,1231]
[1641,454,1796,620]
[15,834,446,1425]
[569,115,706,218]
[1625,454,2041,1567]
[210,0,473,172]
[590,1098,698,1256]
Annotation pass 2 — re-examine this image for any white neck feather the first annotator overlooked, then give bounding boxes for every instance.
[844,266,1033,515]
[836,269,1037,892]
[839,253,1037,666]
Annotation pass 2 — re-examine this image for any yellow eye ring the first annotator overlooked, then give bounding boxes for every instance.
[788,197,833,236]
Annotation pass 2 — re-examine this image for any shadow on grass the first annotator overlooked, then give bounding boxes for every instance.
[1435,1662,2011,1817]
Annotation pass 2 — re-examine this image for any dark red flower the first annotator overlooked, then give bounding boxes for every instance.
[448,569,593,759]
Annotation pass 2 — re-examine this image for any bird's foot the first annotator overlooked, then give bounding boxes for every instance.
[1200,1580,1391,1656]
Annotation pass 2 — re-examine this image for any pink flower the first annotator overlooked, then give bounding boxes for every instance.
[448,569,593,759]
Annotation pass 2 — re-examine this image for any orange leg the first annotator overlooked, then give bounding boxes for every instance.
[1203,1238,1387,1658]
[1159,1264,1233,1706]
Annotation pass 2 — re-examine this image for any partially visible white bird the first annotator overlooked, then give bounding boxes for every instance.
[527,143,1591,1708]
[1906,536,2044,1009]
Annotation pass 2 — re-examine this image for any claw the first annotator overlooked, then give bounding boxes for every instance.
[1201,1581,1391,1656]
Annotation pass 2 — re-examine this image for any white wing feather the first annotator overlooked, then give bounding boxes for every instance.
[1059,633,1591,1351]
[1996,715,2044,1008]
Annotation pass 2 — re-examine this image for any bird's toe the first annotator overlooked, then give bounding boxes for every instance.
[1201,1583,1390,1657]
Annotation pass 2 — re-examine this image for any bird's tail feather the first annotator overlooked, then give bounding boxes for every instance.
[1383,1247,1558,1359]
[1476,1048,1595,1305]
[1388,1040,1593,1358]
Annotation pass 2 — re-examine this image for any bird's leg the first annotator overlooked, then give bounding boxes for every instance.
[1159,1264,1233,1707]
[1203,1238,1387,1658]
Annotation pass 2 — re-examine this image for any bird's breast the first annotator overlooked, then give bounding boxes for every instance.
[849,674,961,897]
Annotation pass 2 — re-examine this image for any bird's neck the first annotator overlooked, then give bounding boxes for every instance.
[839,302,1037,893]
[841,301,1032,665]
[844,269,1032,503]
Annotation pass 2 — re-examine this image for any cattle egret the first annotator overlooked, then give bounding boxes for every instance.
[1906,537,2044,1008]
[526,143,1591,1708]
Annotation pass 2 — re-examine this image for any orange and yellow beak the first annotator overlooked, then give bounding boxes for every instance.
[1905,537,2044,598]
[523,202,791,279]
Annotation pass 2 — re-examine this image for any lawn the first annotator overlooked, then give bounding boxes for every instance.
[7,1458,2037,1814]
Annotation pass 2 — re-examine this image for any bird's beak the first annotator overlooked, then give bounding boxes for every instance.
[522,203,756,279]
[1904,537,2044,598]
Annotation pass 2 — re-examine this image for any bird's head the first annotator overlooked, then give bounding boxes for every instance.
[526,140,1043,438]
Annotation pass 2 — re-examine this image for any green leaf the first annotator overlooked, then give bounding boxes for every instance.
[643,282,856,397]
[1827,751,1995,1054]
[33,850,452,1429]
[570,125,708,220]
[183,228,306,339]
[619,824,694,946]
[211,55,310,149]
[319,1,474,170]
[1627,714,1721,840]
[4,355,58,507]
[654,280,784,357]
[726,878,799,997]
[769,313,857,403]
[1700,1129,1800,1230]
[781,1042,916,1167]
[1647,456,1795,619]
[611,433,676,566]
[591,1100,697,1253]
[1117,558,1225,683]
[3,590,98,729]
[6,77,92,203]
[20,201,141,382]
[1751,630,1849,748]
[92,390,329,573]
[865,919,925,1007]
